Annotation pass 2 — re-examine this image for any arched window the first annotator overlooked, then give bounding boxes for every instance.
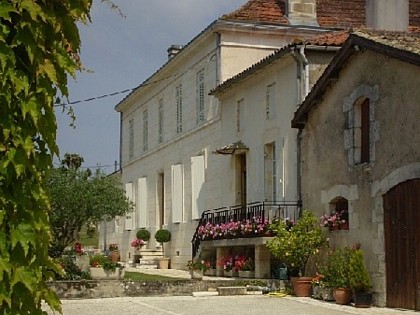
[329,196,349,230]
[353,98,370,164]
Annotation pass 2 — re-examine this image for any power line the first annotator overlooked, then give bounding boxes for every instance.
[55,88,134,107]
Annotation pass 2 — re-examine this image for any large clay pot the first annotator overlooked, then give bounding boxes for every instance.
[190,270,203,280]
[158,257,170,269]
[334,287,353,305]
[293,277,313,297]
[354,291,373,308]
[110,250,120,263]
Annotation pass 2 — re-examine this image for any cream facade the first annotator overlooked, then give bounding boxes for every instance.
[108,19,332,268]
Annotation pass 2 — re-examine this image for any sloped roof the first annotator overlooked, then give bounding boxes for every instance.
[291,29,420,128]
[211,30,349,96]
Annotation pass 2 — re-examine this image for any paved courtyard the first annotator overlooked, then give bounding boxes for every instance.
[47,295,419,315]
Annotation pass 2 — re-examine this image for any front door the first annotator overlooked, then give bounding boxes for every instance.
[383,179,420,310]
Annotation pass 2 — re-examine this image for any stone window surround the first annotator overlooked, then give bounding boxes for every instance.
[343,84,380,166]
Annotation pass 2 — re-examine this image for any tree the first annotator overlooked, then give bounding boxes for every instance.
[47,155,133,256]
[0,1,95,314]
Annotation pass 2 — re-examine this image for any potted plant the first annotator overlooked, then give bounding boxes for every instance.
[187,258,210,280]
[89,254,125,279]
[136,228,151,242]
[320,247,353,305]
[349,245,372,308]
[235,256,255,278]
[155,228,171,269]
[267,210,326,297]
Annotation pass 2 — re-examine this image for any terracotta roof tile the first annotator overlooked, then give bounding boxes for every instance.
[305,30,350,46]
[316,0,366,28]
[220,0,289,24]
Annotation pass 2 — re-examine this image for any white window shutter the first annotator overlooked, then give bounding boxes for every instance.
[137,177,147,228]
[124,182,135,230]
[171,164,184,223]
[191,155,205,220]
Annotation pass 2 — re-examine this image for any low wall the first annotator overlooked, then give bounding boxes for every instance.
[49,279,286,299]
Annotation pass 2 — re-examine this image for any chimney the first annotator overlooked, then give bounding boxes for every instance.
[167,45,183,60]
[366,0,409,31]
[287,0,318,26]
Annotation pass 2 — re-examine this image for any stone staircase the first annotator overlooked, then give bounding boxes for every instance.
[131,248,163,269]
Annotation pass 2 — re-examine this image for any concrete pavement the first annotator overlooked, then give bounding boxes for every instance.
[47,295,419,315]
[44,267,419,315]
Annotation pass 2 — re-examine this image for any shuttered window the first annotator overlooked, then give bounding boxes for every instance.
[171,164,184,223]
[124,182,135,230]
[191,155,205,220]
[137,178,147,228]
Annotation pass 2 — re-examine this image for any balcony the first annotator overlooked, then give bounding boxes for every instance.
[191,201,301,278]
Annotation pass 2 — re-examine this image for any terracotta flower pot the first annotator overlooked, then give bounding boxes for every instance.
[293,277,313,297]
[334,287,353,305]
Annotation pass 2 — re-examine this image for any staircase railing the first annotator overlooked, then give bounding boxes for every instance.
[191,200,301,258]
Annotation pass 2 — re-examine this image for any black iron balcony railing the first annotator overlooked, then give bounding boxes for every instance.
[191,201,301,258]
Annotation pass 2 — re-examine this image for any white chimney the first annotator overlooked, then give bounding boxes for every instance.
[287,0,318,26]
[366,0,409,31]
[167,45,183,60]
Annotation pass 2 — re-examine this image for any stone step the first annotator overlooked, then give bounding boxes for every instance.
[217,286,247,296]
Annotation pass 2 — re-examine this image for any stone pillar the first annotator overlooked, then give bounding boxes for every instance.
[216,247,229,277]
[255,245,271,279]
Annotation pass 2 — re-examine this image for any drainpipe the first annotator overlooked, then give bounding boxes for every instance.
[291,45,309,216]
[119,112,123,172]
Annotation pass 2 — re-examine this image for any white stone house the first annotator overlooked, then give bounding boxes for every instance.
[103,0,412,269]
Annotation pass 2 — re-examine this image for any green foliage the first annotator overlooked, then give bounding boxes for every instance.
[54,257,91,281]
[319,247,352,288]
[155,229,171,244]
[89,255,123,272]
[0,0,95,313]
[136,228,151,242]
[349,249,372,292]
[267,211,325,276]
[46,157,134,256]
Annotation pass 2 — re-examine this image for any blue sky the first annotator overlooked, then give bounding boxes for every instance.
[56,0,247,173]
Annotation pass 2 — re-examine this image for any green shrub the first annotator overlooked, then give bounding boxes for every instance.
[136,228,151,241]
[320,247,352,288]
[267,210,325,276]
[155,229,171,244]
[349,248,372,292]
[89,254,123,272]
[55,257,91,281]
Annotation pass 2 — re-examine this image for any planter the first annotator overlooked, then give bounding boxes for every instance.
[329,225,339,231]
[89,267,125,280]
[204,269,216,277]
[340,221,349,230]
[238,270,255,278]
[75,255,90,272]
[190,270,203,280]
[158,257,170,269]
[353,291,373,308]
[320,287,335,301]
[224,270,238,278]
[334,287,353,305]
[294,277,313,297]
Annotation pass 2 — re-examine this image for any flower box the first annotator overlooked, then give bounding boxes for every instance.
[89,267,125,280]
[204,269,216,276]
[238,270,255,278]
[224,270,238,278]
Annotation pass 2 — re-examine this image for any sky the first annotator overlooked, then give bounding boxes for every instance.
[56,0,248,173]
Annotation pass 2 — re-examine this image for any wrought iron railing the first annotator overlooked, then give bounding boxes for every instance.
[191,201,301,258]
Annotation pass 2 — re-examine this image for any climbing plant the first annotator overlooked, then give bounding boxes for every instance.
[0,1,93,314]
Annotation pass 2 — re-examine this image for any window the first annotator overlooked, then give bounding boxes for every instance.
[158,99,164,143]
[171,164,184,223]
[124,182,135,230]
[137,178,147,228]
[129,119,134,159]
[266,83,276,120]
[143,109,148,151]
[343,85,378,166]
[176,84,183,133]
[236,99,244,133]
[191,155,205,220]
[329,197,349,231]
[196,69,205,125]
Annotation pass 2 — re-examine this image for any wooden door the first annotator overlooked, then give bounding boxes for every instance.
[383,179,420,310]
